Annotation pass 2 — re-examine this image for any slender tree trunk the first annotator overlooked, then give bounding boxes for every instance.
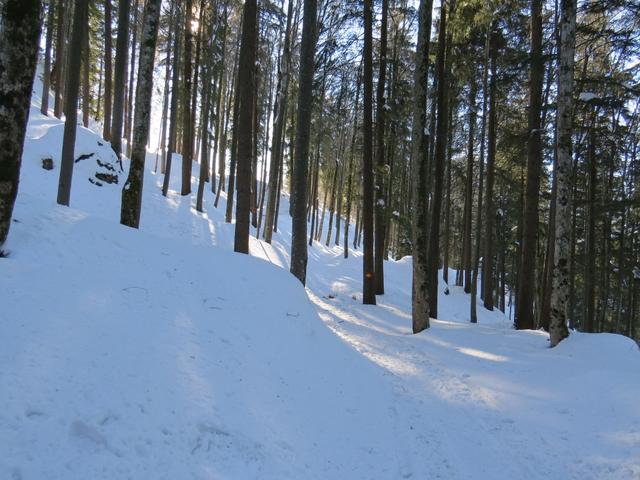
[41,0,55,116]
[482,28,498,311]
[584,125,597,333]
[410,0,433,332]
[361,0,376,305]
[233,0,258,254]
[157,4,174,174]
[470,28,490,323]
[81,12,90,128]
[57,0,88,206]
[344,70,362,259]
[162,2,181,197]
[428,0,450,318]
[0,0,43,248]
[462,75,477,293]
[549,0,575,347]
[181,0,194,195]
[102,0,113,140]
[124,0,140,156]
[290,0,317,285]
[374,0,389,295]
[120,0,161,228]
[515,0,544,330]
[53,0,65,118]
[264,0,294,243]
[111,0,131,163]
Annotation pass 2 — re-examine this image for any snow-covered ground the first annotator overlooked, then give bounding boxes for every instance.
[1,83,639,479]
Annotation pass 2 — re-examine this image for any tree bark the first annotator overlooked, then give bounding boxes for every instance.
[41,0,55,116]
[102,0,113,140]
[120,0,161,228]
[410,0,433,332]
[374,0,389,295]
[0,0,43,248]
[290,0,317,285]
[427,0,450,318]
[361,0,377,305]
[482,28,498,311]
[180,0,194,195]
[57,0,88,206]
[111,0,131,163]
[515,0,544,330]
[233,0,258,254]
[549,0,575,347]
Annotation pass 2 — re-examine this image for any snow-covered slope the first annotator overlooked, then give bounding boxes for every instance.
[1,83,639,479]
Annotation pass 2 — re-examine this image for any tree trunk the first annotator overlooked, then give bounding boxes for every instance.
[111,0,131,163]
[344,69,362,259]
[462,74,477,293]
[0,0,42,248]
[290,0,317,285]
[428,0,450,318]
[233,0,258,254]
[410,0,433,332]
[549,0,575,347]
[361,0,376,305]
[161,1,181,197]
[41,0,55,116]
[124,0,140,156]
[180,0,193,195]
[57,0,88,206]
[482,28,497,312]
[374,0,389,295]
[470,27,490,324]
[515,0,544,330]
[584,125,597,333]
[120,0,161,228]
[81,10,90,128]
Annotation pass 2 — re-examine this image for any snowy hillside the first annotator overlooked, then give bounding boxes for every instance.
[1,87,639,479]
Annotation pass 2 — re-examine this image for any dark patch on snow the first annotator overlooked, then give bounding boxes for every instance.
[41,157,54,170]
[75,153,95,163]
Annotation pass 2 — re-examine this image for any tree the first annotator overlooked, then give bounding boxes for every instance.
[374,0,389,295]
[181,0,194,196]
[111,0,131,163]
[57,0,89,206]
[40,0,55,116]
[264,0,294,245]
[515,0,544,330]
[233,0,258,254]
[290,0,318,285]
[0,0,43,249]
[120,0,162,228]
[103,0,113,140]
[548,0,575,345]
[361,0,376,305]
[410,0,434,333]
[427,0,451,318]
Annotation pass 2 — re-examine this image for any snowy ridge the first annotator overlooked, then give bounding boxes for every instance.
[1,82,639,479]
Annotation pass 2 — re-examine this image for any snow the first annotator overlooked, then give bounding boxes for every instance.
[580,92,599,102]
[1,78,639,479]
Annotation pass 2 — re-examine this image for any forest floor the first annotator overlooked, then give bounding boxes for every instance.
[1,82,639,480]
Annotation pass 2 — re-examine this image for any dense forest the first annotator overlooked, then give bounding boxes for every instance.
[0,0,639,345]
